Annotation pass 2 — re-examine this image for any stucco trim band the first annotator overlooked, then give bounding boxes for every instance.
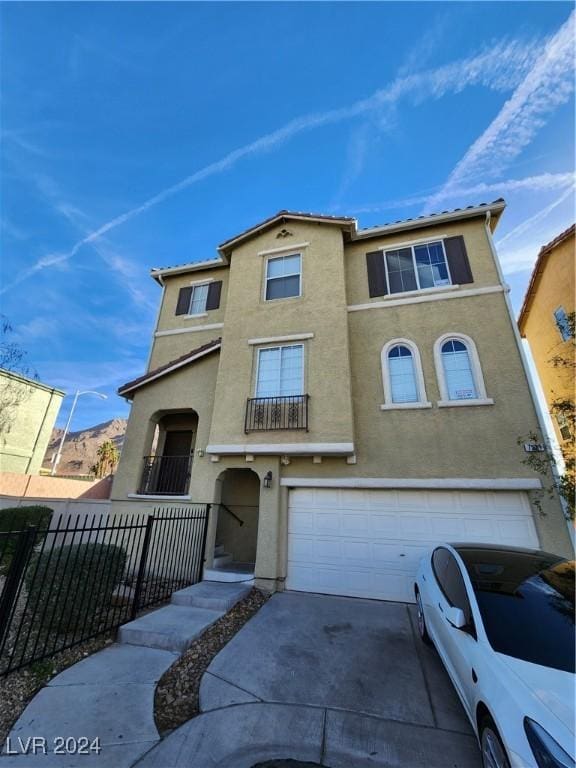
[257,242,310,256]
[206,442,355,456]
[248,333,314,345]
[347,285,505,312]
[155,323,224,337]
[279,477,542,490]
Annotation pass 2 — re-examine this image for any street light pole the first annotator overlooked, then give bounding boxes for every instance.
[51,389,108,476]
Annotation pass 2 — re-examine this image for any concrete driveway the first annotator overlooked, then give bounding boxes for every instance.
[137,591,481,767]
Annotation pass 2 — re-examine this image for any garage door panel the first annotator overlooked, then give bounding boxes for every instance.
[287,488,539,603]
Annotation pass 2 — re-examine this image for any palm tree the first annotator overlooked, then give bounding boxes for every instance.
[91,440,120,478]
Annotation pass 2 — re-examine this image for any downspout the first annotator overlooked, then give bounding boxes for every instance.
[145,274,165,372]
[484,211,570,532]
[26,388,57,474]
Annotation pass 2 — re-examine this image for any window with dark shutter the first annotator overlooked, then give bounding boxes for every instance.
[175,286,193,315]
[366,251,388,297]
[206,280,222,311]
[444,236,473,285]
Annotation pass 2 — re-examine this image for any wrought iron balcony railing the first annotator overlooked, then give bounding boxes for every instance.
[245,395,309,433]
[138,455,192,495]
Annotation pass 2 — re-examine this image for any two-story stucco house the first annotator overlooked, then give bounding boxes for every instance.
[112,201,572,601]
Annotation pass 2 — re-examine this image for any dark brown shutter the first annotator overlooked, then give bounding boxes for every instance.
[175,286,193,315]
[444,236,473,285]
[366,251,388,297]
[206,281,222,311]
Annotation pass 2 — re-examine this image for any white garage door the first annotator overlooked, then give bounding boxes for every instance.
[287,488,540,603]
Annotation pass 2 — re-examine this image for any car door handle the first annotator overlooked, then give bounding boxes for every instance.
[437,603,443,613]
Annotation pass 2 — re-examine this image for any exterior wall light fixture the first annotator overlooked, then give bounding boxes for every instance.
[263,471,273,489]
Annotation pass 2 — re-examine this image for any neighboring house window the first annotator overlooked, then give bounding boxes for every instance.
[385,241,451,295]
[554,306,573,341]
[380,339,430,409]
[188,284,209,315]
[256,344,304,397]
[265,254,301,300]
[433,333,492,406]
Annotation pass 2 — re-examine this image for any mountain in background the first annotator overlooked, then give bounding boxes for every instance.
[42,418,127,476]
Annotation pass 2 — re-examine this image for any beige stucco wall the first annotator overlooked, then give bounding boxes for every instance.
[0,372,64,475]
[520,232,575,449]
[208,220,355,446]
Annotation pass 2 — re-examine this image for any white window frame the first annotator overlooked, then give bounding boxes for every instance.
[264,253,302,302]
[380,339,431,410]
[255,343,305,398]
[187,282,210,316]
[383,240,452,296]
[433,332,493,407]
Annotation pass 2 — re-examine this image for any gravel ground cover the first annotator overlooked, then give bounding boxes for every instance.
[155,588,269,734]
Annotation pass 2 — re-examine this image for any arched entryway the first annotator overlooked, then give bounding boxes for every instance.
[211,469,260,577]
[139,410,198,495]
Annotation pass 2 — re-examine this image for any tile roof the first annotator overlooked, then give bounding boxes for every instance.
[357,199,506,233]
[518,223,575,332]
[118,338,221,397]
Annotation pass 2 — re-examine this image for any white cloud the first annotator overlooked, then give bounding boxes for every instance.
[1,33,543,294]
[345,172,575,214]
[424,11,575,212]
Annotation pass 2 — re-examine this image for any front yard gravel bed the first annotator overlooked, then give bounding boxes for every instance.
[155,588,269,734]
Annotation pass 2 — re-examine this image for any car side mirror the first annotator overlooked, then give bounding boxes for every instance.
[446,606,467,629]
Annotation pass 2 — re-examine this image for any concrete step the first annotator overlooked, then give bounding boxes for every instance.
[118,604,223,653]
[172,581,251,611]
[214,543,226,557]
[213,553,233,569]
[203,563,255,583]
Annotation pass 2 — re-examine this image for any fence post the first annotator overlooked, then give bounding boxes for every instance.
[201,505,211,564]
[131,516,154,620]
[0,526,37,651]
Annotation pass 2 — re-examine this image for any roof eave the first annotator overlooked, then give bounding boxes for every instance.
[217,213,356,256]
[352,200,506,242]
[150,257,229,284]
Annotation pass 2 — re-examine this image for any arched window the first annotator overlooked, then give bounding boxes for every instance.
[434,333,492,407]
[381,340,431,410]
[441,340,477,400]
[389,346,418,403]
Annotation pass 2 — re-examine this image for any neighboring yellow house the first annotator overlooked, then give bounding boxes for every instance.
[113,202,572,601]
[518,224,575,452]
[0,369,65,475]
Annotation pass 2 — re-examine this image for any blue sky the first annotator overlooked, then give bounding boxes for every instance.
[1,2,574,431]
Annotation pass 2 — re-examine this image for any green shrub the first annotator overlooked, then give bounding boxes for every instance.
[25,542,127,636]
[0,505,53,570]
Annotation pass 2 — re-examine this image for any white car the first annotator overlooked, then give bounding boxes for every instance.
[414,543,575,768]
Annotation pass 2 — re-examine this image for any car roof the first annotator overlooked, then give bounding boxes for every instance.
[449,543,567,560]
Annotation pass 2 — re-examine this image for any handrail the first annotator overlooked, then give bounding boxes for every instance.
[219,503,244,527]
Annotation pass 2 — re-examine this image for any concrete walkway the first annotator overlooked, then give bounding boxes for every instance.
[134,592,482,768]
[0,582,250,767]
[2,590,481,767]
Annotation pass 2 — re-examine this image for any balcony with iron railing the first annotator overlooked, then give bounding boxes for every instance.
[244,394,309,433]
[138,454,193,495]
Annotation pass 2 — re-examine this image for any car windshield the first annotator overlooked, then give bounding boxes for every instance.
[458,549,575,673]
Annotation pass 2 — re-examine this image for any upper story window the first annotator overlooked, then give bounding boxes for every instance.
[433,333,492,407]
[385,241,450,295]
[366,235,473,299]
[265,254,301,301]
[380,339,430,410]
[256,344,304,397]
[188,284,209,315]
[554,306,573,341]
[175,280,222,316]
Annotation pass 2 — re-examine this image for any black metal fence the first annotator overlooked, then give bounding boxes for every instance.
[0,504,209,676]
[245,394,309,432]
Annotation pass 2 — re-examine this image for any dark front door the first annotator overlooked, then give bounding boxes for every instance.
[156,430,193,494]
